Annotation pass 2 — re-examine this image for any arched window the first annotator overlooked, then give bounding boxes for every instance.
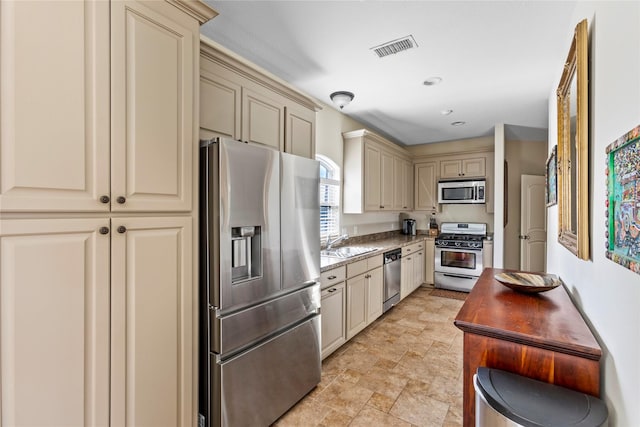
[317,155,340,240]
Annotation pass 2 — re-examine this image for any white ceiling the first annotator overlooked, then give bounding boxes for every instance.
[200,1,579,146]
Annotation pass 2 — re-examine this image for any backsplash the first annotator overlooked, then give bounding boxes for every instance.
[400,204,494,232]
[338,204,494,241]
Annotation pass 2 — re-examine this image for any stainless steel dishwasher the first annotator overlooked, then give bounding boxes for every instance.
[383,248,401,312]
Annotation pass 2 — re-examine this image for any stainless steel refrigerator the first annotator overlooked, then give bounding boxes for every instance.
[199,138,321,427]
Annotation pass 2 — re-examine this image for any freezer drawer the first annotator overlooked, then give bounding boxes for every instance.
[210,283,320,356]
[210,315,321,427]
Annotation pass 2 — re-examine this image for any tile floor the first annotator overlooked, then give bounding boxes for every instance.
[274,286,466,427]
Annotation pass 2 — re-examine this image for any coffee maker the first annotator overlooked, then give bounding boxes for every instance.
[402,219,416,235]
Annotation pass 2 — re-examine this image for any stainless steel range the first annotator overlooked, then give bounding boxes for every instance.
[434,222,487,292]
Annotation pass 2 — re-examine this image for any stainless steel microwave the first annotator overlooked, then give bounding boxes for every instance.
[438,179,486,204]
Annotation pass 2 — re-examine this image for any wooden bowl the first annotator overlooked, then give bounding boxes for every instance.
[494,272,562,294]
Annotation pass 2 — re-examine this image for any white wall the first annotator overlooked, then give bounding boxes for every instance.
[546,3,640,425]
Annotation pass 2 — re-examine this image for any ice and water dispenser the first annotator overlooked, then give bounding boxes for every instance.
[231,226,261,283]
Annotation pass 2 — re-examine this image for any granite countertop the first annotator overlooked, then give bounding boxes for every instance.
[320,234,434,272]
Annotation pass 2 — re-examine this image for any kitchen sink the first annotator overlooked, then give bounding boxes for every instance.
[320,246,379,259]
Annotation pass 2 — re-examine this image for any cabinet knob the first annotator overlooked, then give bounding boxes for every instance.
[99,227,109,235]
[100,195,110,204]
[407,257,411,260]
[328,288,337,293]
[379,205,384,209]
[116,196,126,204]
[117,226,127,234]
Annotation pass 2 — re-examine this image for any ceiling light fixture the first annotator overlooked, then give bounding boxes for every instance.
[330,91,354,110]
[451,121,466,126]
[423,77,442,86]
[441,109,453,115]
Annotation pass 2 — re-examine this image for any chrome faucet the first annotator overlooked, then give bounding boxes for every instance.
[326,234,349,250]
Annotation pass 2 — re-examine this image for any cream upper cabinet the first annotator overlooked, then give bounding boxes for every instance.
[0,218,110,426]
[200,70,241,140]
[343,129,412,213]
[380,150,395,210]
[394,157,404,210]
[440,157,486,179]
[403,160,414,210]
[415,162,438,211]
[0,0,200,213]
[199,43,320,158]
[110,216,193,427]
[241,87,285,150]
[0,0,110,212]
[363,143,382,211]
[111,0,197,212]
[285,104,316,159]
[0,2,215,427]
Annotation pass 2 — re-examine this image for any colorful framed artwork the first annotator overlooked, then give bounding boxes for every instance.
[546,146,557,207]
[605,124,640,275]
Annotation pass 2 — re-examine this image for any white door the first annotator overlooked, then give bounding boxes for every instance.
[520,175,546,272]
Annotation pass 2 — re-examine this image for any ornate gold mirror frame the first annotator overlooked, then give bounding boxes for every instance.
[557,19,589,259]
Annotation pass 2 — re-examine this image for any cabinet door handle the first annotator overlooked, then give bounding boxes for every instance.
[328,288,337,293]
[99,227,109,235]
[117,226,127,234]
[365,274,371,279]
[100,195,110,204]
[116,196,126,204]
[406,257,411,260]
[379,205,384,209]
[327,275,337,280]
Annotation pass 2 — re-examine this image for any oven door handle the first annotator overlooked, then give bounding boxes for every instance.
[442,273,477,280]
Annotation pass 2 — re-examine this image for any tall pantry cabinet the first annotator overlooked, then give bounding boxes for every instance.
[0,1,216,426]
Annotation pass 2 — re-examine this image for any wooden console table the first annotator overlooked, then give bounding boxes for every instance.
[454,268,601,427]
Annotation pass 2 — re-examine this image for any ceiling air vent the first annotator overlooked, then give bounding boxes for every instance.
[371,35,418,58]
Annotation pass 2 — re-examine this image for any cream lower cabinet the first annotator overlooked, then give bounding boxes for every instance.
[346,274,367,339]
[346,257,383,340]
[0,217,193,427]
[424,238,435,285]
[400,241,426,300]
[110,216,193,427]
[366,267,384,324]
[346,268,384,339]
[321,283,346,359]
[0,219,111,426]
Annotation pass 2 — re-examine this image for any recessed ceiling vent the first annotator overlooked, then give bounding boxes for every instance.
[371,35,418,58]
